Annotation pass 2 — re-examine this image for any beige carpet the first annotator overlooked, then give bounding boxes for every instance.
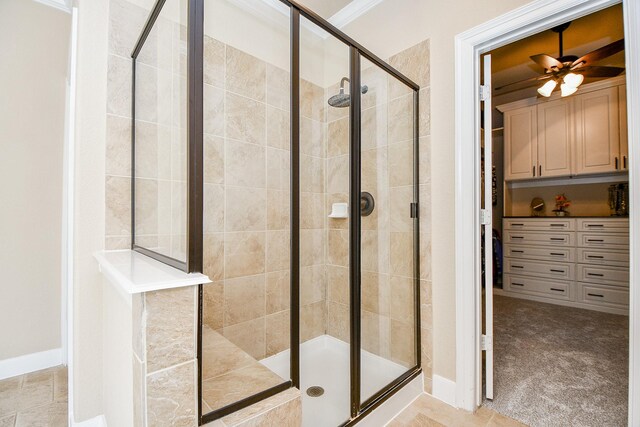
[483,295,628,427]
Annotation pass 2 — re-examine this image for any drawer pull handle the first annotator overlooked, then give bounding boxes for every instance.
[587,273,604,277]
[512,282,524,287]
[550,253,564,256]
[512,265,524,269]
[512,223,524,227]
[511,250,524,253]
[550,288,564,292]
[511,236,524,239]
[587,255,604,259]
[587,239,604,243]
[587,293,604,298]
[550,224,565,227]
[587,224,604,228]
[550,269,565,273]
[550,238,565,241]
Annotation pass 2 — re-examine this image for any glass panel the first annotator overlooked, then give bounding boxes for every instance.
[134,0,188,263]
[360,57,417,403]
[200,0,291,416]
[300,16,351,426]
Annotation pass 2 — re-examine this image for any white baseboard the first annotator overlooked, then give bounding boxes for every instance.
[0,348,63,380]
[432,374,457,407]
[73,414,107,427]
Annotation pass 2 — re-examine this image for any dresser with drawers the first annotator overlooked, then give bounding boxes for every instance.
[501,217,629,315]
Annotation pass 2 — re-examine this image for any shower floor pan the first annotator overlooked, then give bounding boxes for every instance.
[260,334,422,426]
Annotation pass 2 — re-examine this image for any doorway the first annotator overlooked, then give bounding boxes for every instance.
[480,6,629,424]
[454,0,640,424]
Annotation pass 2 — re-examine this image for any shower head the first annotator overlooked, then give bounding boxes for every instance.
[327,77,368,108]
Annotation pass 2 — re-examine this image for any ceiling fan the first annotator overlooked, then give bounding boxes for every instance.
[495,22,625,97]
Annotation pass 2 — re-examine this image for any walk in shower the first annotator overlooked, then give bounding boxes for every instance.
[131,0,421,425]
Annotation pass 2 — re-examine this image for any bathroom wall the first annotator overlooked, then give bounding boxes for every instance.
[0,0,69,363]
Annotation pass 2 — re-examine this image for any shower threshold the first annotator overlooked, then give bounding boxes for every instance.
[260,335,423,426]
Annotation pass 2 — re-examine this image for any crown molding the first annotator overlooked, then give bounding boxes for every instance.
[328,0,383,29]
[33,0,71,13]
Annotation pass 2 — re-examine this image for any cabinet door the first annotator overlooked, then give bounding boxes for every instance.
[537,99,572,177]
[619,85,628,170]
[574,87,620,175]
[504,105,537,180]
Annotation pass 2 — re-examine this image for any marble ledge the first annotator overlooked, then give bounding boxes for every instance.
[95,249,210,296]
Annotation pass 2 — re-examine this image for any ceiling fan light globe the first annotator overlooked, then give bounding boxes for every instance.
[563,72,584,88]
[537,80,557,97]
[561,83,578,97]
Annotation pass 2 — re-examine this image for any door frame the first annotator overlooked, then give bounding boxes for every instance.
[453,0,640,425]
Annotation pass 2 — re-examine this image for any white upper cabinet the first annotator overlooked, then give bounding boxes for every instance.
[619,85,628,171]
[537,98,572,178]
[574,86,620,175]
[504,105,537,180]
[498,77,627,181]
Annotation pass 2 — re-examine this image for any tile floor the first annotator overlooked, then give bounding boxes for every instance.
[0,365,67,427]
[388,394,527,427]
[0,365,525,427]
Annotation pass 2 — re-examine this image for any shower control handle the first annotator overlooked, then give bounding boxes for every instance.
[360,192,375,217]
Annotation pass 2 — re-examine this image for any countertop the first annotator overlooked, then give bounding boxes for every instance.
[94,249,210,295]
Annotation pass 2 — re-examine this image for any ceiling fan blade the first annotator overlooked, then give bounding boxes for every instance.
[530,54,563,71]
[494,74,551,92]
[571,39,625,68]
[574,65,625,78]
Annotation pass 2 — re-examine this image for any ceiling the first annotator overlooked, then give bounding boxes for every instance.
[490,4,625,105]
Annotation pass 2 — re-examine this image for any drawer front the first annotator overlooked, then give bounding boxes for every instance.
[504,274,572,300]
[578,283,629,308]
[577,248,629,267]
[577,218,629,233]
[504,258,574,280]
[504,231,575,247]
[504,244,575,262]
[577,232,629,249]
[577,264,629,286]
[504,218,575,231]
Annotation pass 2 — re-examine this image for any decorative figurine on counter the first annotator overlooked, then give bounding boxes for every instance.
[553,193,571,216]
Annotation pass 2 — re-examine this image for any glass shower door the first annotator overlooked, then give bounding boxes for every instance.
[359,57,419,404]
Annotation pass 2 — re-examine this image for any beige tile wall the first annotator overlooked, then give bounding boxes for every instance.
[131,286,199,427]
[324,40,432,385]
[200,36,330,361]
[388,40,432,391]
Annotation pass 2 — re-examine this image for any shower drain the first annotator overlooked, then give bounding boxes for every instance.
[306,386,325,397]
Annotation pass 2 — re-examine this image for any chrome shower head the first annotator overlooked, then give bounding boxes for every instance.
[327,77,368,108]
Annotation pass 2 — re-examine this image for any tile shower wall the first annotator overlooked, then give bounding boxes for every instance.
[388,40,432,391]
[200,36,328,360]
[324,40,432,386]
